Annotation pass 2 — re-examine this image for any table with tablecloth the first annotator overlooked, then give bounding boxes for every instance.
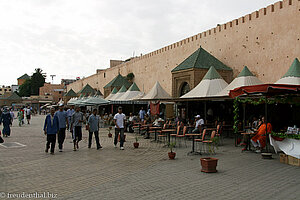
[269,135,300,159]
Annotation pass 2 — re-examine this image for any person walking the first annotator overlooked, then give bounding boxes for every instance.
[71,106,84,151]
[87,109,102,149]
[67,106,75,130]
[113,107,126,150]
[67,105,75,140]
[43,107,59,155]
[0,107,12,137]
[9,108,14,125]
[17,109,23,126]
[139,107,146,122]
[26,106,31,124]
[54,103,69,152]
[20,107,25,125]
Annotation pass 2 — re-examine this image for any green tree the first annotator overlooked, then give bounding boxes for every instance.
[126,72,135,82]
[18,79,32,97]
[30,68,46,95]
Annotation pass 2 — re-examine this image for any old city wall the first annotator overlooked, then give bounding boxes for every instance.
[68,0,300,96]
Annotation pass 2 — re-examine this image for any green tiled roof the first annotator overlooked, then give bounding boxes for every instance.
[4,92,22,100]
[95,90,103,96]
[64,89,77,97]
[17,74,30,80]
[78,84,95,94]
[237,66,254,77]
[171,47,232,72]
[111,87,118,94]
[282,58,300,78]
[118,85,127,93]
[128,82,140,91]
[203,66,222,80]
[103,74,131,89]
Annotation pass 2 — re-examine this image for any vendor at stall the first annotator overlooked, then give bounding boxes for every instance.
[251,116,272,153]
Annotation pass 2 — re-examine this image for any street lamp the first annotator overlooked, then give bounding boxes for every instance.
[50,75,56,84]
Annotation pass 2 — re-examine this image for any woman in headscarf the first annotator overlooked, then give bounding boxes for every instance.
[0,107,12,137]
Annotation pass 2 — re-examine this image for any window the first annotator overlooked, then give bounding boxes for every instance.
[180,82,190,96]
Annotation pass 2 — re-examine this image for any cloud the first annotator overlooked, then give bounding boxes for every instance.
[0,0,279,85]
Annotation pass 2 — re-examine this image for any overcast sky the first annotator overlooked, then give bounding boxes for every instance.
[0,0,279,86]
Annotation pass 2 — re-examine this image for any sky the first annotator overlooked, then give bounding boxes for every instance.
[0,0,279,85]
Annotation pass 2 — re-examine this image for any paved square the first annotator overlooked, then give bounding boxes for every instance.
[0,142,26,148]
[0,114,300,200]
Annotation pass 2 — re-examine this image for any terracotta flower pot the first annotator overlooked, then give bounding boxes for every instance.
[133,142,139,148]
[168,152,176,160]
[200,157,218,173]
[108,133,112,138]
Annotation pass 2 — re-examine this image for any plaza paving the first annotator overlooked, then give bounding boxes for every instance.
[0,114,300,200]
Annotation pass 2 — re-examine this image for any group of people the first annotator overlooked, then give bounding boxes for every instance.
[43,104,128,154]
[239,116,272,153]
[0,106,32,137]
[17,107,32,126]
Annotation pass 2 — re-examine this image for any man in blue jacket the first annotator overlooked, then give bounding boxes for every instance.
[44,107,59,154]
[55,103,69,152]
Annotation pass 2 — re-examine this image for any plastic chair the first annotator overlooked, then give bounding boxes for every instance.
[170,126,181,145]
[216,124,223,145]
[176,126,187,147]
[202,130,217,154]
[194,129,206,153]
[157,123,167,143]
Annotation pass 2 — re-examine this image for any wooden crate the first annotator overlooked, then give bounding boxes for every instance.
[288,155,300,166]
[279,153,288,164]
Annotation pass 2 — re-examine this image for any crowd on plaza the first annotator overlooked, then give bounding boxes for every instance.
[43,104,166,154]
[43,104,127,154]
[0,106,32,138]
[40,101,275,155]
[0,102,274,156]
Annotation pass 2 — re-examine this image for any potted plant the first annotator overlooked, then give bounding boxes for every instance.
[107,126,112,138]
[200,157,218,173]
[168,142,176,160]
[208,137,219,154]
[133,135,139,148]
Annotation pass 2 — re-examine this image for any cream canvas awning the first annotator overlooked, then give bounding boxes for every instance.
[275,58,300,85]
[141,81,171,100]
[105,87,118,100]
[217,66,263,97]
[110,85,127,101]
[181,66,228,98]
[118,83,144,101]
